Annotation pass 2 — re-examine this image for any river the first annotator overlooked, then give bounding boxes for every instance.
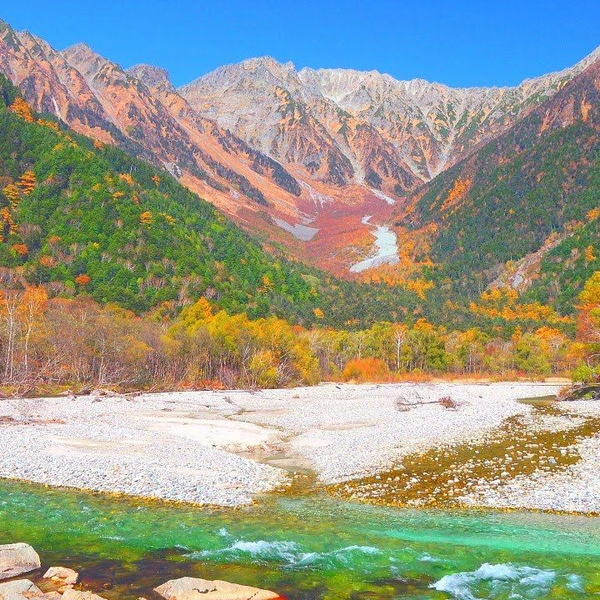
[1,479,600,599]
[350,216,400,273]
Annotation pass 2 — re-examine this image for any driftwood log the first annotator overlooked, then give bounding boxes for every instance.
[560,384,600,402]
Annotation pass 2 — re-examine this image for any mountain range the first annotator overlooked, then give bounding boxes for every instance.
[0,16,599,314]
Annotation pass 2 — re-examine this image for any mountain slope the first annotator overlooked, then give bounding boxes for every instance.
[0,23,301,224]
[2,15,599,287]
[181,49,600,186]
[0,21,402,275]
[396,55,600,311]
[0,74,422,326]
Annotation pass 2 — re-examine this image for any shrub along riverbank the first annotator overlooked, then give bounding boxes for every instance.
[2,273,599,394]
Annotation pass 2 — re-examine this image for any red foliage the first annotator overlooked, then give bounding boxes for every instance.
[75,274,91,285]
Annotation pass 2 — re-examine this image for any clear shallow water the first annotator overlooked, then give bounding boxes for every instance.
[1,480,600,599]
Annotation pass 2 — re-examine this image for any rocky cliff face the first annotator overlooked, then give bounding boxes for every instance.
[182,49,600,186]
[0,23,123,146]
[180,57,421,192]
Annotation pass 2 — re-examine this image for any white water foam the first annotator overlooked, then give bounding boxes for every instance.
[431,563,560,600]
[418,552,441,562]
[190,537,381,570]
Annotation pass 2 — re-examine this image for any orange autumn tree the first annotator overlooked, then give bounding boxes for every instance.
[19,286,49,374]
[18,171,36,196]
[441,178,473,211]
[75,274,92,286]
[140,211,154,224]
[11,243,28,256]
[343,357,389,382]
[585,245,597,262]
[9,97,34,122]
[572,272,600,382]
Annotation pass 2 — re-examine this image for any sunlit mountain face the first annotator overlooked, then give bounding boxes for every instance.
[1,17,599,285]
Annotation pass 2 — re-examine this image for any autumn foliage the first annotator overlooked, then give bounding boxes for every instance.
[470,288,573,324]
[9,97,34,122]
[343,358,389,382]
[75,274,91,285]
[18,171,36,195]
[11,243,28,255]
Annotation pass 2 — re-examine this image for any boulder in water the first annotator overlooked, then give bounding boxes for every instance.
[0,544,41,580]
[0,579,49,599]
[154,577,280,600]
[43,566,79,586]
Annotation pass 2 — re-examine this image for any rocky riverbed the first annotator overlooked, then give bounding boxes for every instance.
[460,400,600,513]
[0,382,574,509]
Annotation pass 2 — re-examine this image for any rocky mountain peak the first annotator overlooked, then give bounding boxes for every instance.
[62,42,117,81]
[62,42,96,60]
[127,63,174,92]
[240,55,295,72]
[181,55,300,99]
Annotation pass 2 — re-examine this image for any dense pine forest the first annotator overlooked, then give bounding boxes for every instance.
[1,75,599,392]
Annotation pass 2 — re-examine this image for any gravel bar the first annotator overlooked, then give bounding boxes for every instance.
[0,383,563,506]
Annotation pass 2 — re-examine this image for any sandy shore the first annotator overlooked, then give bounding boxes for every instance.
[0,382,566,507]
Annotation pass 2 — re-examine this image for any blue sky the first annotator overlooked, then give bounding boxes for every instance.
[1,0,599,88]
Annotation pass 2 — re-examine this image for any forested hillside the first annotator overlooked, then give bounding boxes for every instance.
[399,58,600,313]
[2,73,600,392]
[0,74,425,328]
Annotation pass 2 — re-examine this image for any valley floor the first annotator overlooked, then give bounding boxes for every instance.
[2,382,599,513]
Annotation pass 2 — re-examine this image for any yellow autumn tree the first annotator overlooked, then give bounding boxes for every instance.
[578,272,600,344]
[585,245,596,262]
[140,211,154,224]
[3,183,21,209]
[119,173,135,186]
[572,272,600,381]
[262,274,274,290]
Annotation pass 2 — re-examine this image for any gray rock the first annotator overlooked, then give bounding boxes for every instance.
[43,566,79,586]
[154,576,280,600]
[0,544,41,580]
[0,579,47,599]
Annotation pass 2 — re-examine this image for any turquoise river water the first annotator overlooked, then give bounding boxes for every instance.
[1,479,600,599]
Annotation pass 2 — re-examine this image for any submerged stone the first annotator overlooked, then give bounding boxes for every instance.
[61,590,106,600]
